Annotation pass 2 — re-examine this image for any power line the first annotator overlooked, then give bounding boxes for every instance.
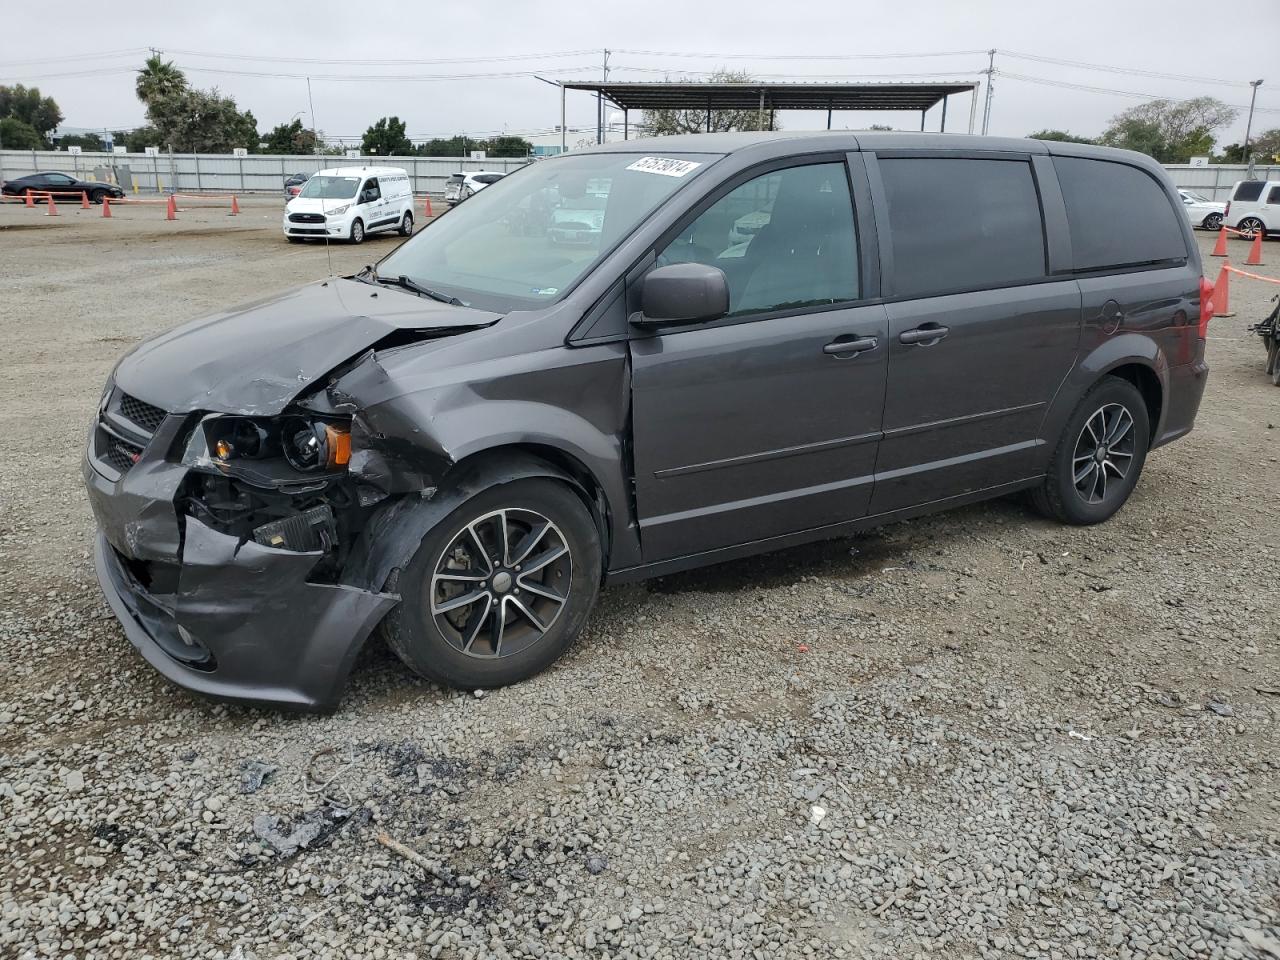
[0,49,146,67]
[997,50,1259,89]
[178,64,597,82]
[612,47,988,61]
[1000,71,1280,113]
[164,47,599,66]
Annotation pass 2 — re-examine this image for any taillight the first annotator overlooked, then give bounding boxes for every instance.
[1224,201,1231,218]
[1199,276,1214,338]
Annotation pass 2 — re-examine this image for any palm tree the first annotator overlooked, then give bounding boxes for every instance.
[135,55,185,106]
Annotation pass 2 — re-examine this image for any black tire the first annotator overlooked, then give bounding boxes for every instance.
[382,477,602,689]
[89,189,106,205]
[1031,376,1150,525]
[1239,217,1267,240]
[350,218,365,244]
[399,211,414,237]
[1202,213,1222,231]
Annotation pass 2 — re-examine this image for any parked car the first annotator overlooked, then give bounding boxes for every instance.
[444,171,505,205]
[282,166,414,244]
[1224,179,1280,239]
[547,192,606,245]
[1178,189,1226,230]
[2,171,124,203]
[85,133,1209,709]
[284,171,311,201]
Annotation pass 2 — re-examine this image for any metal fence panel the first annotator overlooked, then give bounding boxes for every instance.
[0,150,532,196]
[1163,164,1280,200]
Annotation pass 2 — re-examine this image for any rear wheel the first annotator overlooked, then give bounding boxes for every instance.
[383,478,602,689]
[349,219,365,244]
[1239,217,1267,240]
[399,211,414,237]
[1032,377,1150,525]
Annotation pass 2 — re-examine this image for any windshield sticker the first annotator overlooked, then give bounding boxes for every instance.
[625,157,702,178]
[531,287,559,296]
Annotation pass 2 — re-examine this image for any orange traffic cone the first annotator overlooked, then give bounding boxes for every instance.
[230,195,240,216]
[80,190,89,209]
[102,197,112,218]
[1245,229,1265,266]
[1210,226,1228,257]
[166,195,177,221]
[24,190,33,208]
[46,194,58,217]
[424,195,433,218]
[1212,263,1232,318]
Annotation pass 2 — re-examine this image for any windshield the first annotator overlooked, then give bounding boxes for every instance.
[377,152,718,311]
[299,175,360,199]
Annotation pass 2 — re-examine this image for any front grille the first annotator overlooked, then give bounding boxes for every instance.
[103,434,144,473]
[118,392,166,434]
[289,212,325,223]
[288,228,327,235]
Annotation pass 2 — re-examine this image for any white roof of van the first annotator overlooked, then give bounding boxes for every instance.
[314,166,409,178]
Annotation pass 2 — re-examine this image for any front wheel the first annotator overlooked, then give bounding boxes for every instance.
[1031,376,1150,525]
[89,189,106,205]
[1239,217,1267,240]
[383,478,602,689]
[349,219,365,244]
[1202,213,1222,231]
[399,211,414,237]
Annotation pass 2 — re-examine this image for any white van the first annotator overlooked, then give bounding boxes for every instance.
[283,166,415,244]
[1224,179,1280,239]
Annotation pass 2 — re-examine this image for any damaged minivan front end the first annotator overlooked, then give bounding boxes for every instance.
[84,278,498,708]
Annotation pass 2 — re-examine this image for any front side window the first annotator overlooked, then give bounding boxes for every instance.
[362,178,380,201]
[1056,157,1186,271]
[880,157,1046,298]
[377,151,718,312]
[1234,181,1266,202]
[657,162,858,316]
[299,176,360,200]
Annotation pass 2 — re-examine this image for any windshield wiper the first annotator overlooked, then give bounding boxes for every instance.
[375,272,464,306]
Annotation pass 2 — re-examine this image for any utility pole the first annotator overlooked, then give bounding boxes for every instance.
[306,77,318,155]
[981,49,996,136]
[1243,79,1264,167]
[598,49,610,145]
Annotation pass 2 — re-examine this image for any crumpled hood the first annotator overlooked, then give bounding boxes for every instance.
[113,278,499,416]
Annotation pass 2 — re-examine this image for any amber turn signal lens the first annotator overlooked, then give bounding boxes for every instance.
[213,439,234,460]
[323,424,351,467]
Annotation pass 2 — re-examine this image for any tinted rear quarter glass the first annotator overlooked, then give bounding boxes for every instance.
[1233,181,1266,202]
[1269,185,1280,204]
[1055,157,1186,270]
[879,157,1046,298]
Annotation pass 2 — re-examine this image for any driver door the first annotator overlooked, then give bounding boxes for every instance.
[629,159,888,563]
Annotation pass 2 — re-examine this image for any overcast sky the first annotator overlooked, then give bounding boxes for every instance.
[2,0,1276,148]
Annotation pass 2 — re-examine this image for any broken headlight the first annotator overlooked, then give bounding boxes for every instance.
[182,414,351,485]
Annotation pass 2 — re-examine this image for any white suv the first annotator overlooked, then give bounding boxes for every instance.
[444,171,505,205]
[1225,180,1280,238]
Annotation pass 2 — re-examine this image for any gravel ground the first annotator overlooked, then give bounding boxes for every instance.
[0,201,1278,960]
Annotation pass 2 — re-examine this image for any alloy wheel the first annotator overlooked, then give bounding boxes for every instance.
[1204,213,1222,231]
[1240,217,1265,239]
[1072,403,1136,504]
[429,508,572,659]
[351,220,364,244]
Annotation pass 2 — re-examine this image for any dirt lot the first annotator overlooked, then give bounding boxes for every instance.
[0,198,1277,960]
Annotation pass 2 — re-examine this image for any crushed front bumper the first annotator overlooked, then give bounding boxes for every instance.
[85,450,397,711]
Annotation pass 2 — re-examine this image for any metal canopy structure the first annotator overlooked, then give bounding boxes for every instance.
[555,80,980,150]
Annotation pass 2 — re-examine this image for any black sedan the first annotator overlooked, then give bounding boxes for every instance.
[284,171,312,200]
[2,171,125,203]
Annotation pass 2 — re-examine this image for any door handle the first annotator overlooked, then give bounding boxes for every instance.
[899,324,950,345]
[823,336,879,357]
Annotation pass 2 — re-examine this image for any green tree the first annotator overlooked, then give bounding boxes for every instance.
[486,135,532,157]
[362,116,412,156]
[0,116,42,149]
[56,132,107,151]
[112,126,161,153]
[135,54,186,105]
[0,84,63,145]
[1099,97,1235,163]
[262,118,320,155]
[642,70,781,136]
[1248,128,1280,164]
[417,135,473,156]
[1028,128,1096,144]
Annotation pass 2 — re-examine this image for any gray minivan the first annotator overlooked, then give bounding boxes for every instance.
[84,132,1210,709]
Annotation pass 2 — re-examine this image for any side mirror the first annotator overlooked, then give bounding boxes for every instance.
[633,263,730,327]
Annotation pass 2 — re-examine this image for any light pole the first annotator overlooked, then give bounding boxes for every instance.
[1243,79,1264,166]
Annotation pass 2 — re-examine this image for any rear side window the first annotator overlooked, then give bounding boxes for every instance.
[1056,158,1186,270]
[879,157,1046,298]
[1269,185,1280,204]
[1233,181,1266,202]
